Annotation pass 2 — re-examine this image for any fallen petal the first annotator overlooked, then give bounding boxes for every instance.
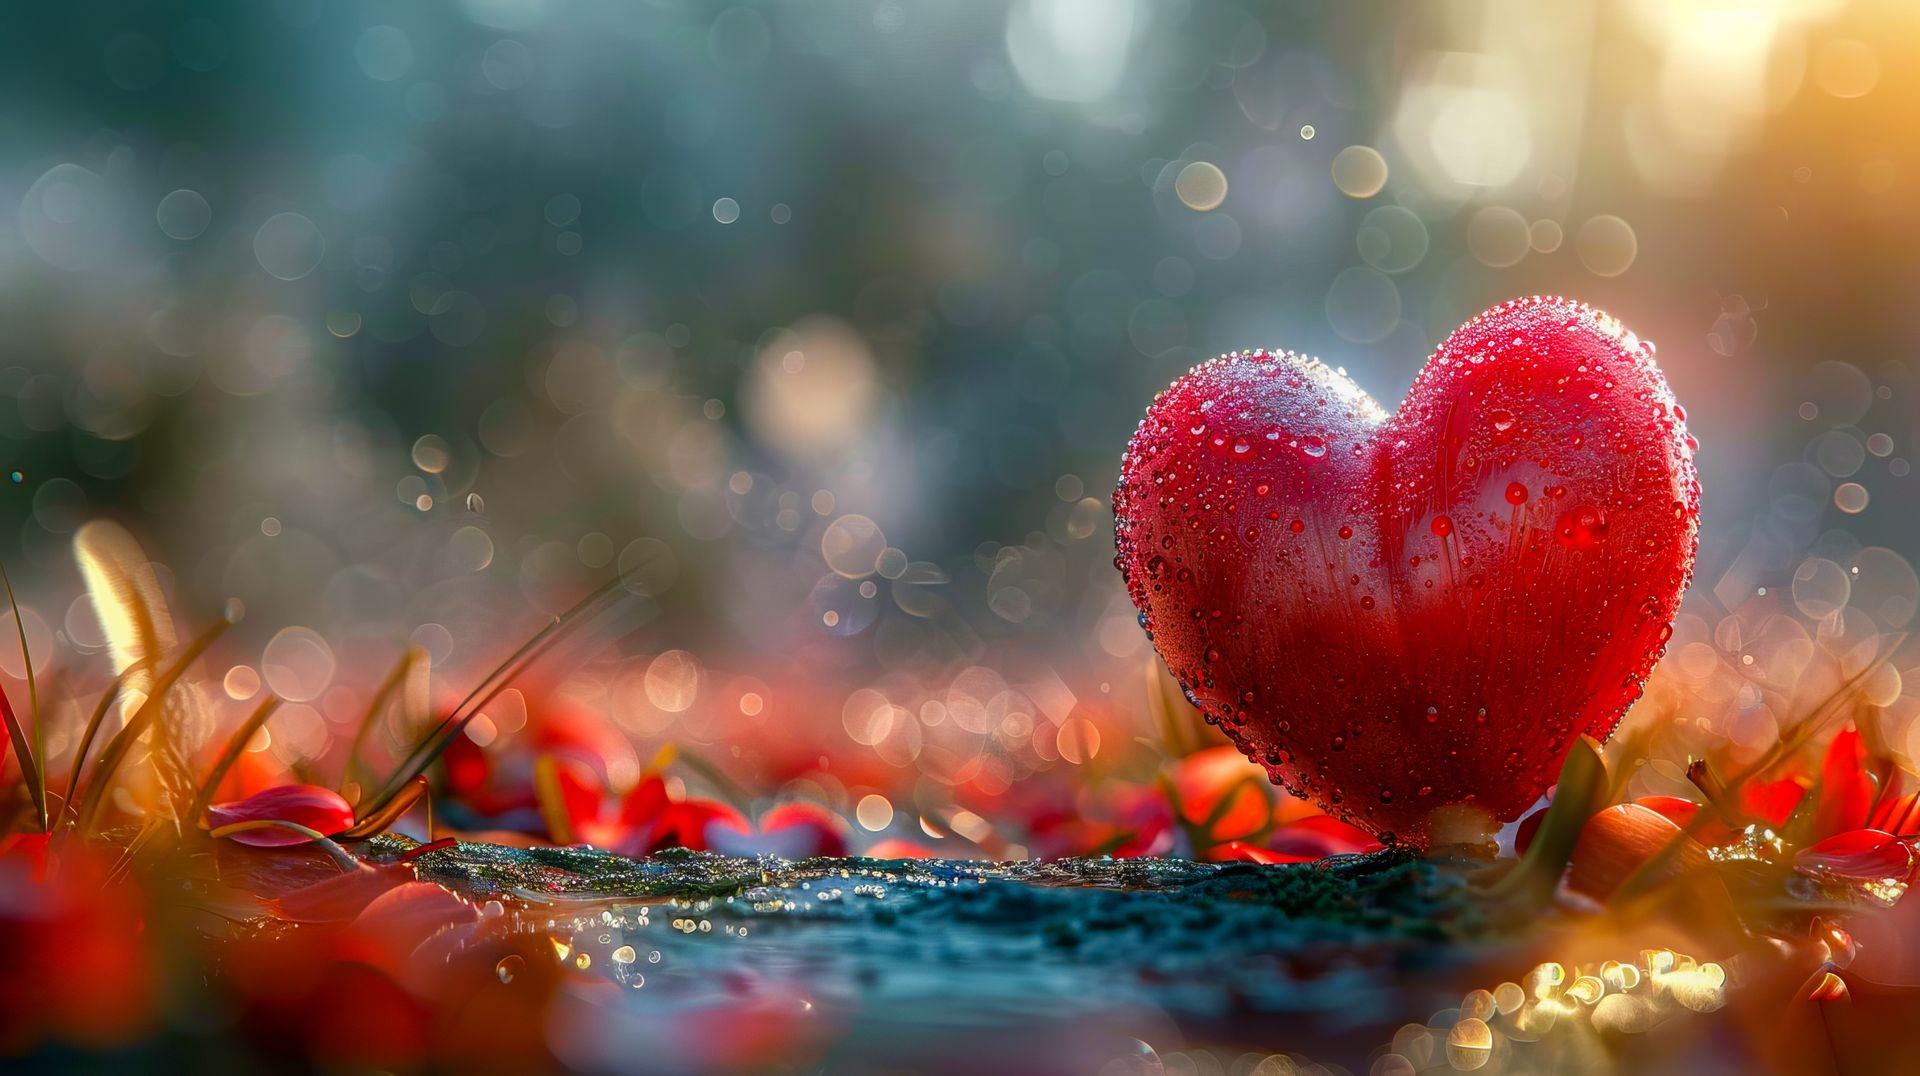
[209,784,355,847]
[1794,829,1915,884]
[1567,803,1709,902]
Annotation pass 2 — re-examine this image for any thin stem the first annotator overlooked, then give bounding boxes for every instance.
[341,646,424,799]
[207,819,360,872]
[0,557,46,830]
[363,574,634,815]
[77,619,229,832]
[63,661,151,824]
[187,695,282,827]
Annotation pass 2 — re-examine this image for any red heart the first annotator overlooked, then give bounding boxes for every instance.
[1113,297,1699,845]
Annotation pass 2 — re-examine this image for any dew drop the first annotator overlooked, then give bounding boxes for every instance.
[1554,505,1609,550]
[1299,436,1328,458]
[1505,482,1528,505]
[1431,515,1453,537]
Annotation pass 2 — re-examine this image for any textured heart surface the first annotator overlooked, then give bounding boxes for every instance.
[1113,297,1699,844]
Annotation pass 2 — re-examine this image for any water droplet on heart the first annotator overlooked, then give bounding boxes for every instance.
[1255,482,1271,496]
[1232,437,1251,454]
[1505,482,1528,505]
[1379,788,1394,803]
[1337,525,1353,540]
[1204,647,1220,663]
[1555,505,1609,550]
[1431,515,1453,537]
[1299,436,1328,458]
[1683,433,1699,452]
[1332,736,1346,751]
[1288,519,1304,534]
[1425,706,1439,724]
[1359,595,1375,609]
[1190,422,1207,436]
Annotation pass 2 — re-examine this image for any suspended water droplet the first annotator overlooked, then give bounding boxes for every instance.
[466,492,486,513]
[496,955,524,983]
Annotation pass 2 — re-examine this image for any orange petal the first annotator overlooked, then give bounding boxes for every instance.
[1567,803,1709,902]
[208,784,355,847]
[1173,745,1273,834]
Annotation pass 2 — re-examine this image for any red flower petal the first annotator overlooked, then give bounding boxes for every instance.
[1872,790,1920,838]
[1738,775,1805,828]
[707,802,847,859]
[1220,840,1319,865]
[545,756,609,844]
[1794,828,1916,883]
[651,797,748,854]
[617,773,670,832]
[209,784,355,847]
[1265,813,1382,858]
[1814,727,1875,839]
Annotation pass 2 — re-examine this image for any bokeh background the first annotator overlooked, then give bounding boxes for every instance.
[4,0,1918,851]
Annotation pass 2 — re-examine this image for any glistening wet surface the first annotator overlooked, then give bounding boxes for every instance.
[364,838,1491,1071]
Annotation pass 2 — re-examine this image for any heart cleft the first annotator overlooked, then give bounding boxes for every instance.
[1112,296,1700,846]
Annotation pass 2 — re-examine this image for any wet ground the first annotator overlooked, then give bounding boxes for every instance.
[368,838,1507,1072]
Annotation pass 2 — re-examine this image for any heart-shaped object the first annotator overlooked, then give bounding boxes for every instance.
[1113,297,1699,844]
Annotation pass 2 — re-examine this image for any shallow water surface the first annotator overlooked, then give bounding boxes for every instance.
[373,840,1490,1071]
